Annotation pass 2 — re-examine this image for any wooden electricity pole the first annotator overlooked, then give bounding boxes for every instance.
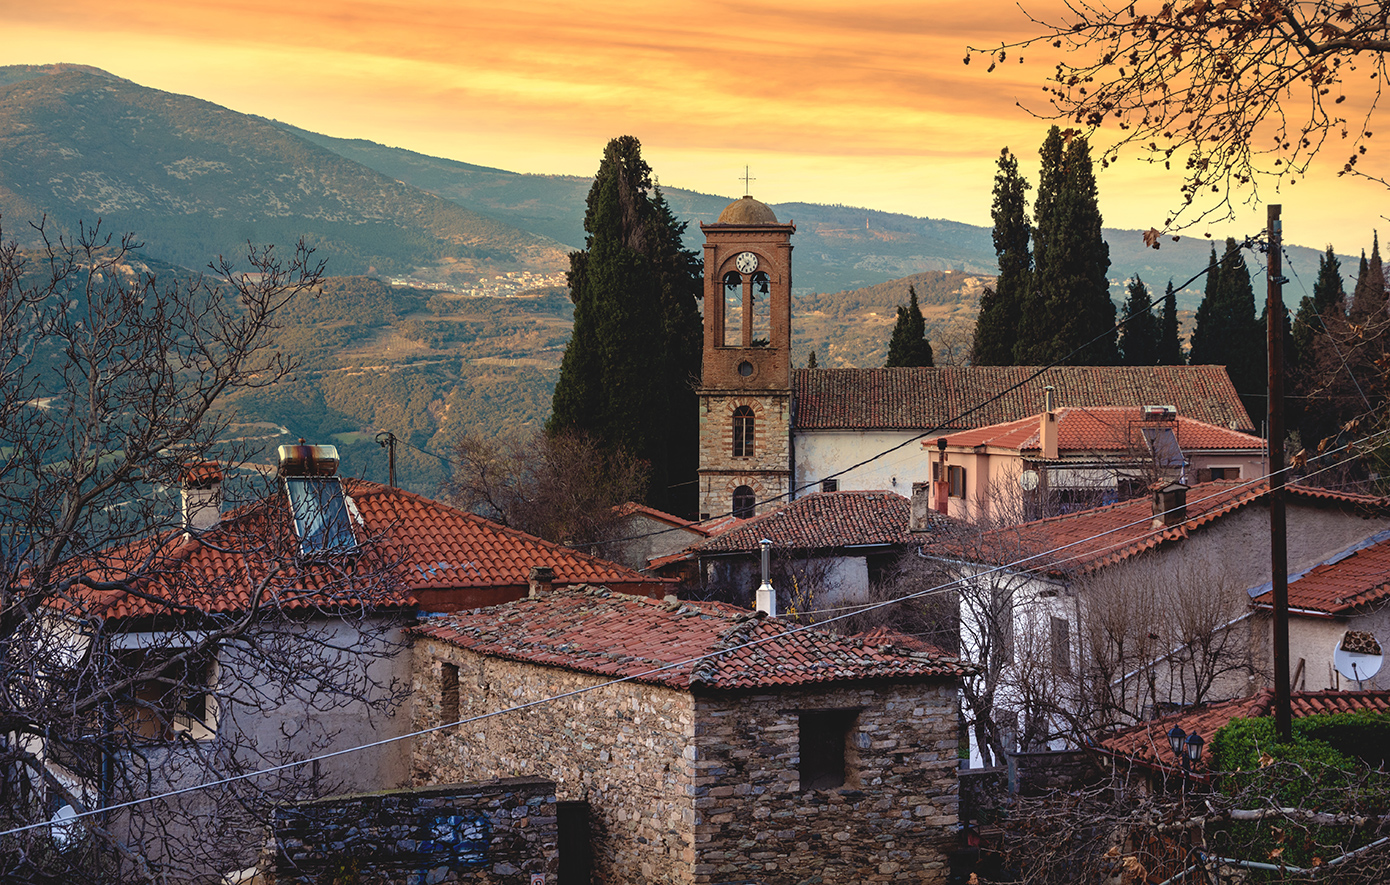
[1267,204,1292,742]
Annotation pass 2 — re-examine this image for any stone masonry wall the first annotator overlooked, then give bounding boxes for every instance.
[269,779,557,885]
[411,639,698,884]
[697,391,791,518]
[691,681,961,885]
[411,639,962,885]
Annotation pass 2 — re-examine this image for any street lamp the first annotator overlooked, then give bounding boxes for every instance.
[1166,725,1204,776]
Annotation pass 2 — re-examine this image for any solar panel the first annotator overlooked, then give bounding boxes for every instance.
[284,477,358,555]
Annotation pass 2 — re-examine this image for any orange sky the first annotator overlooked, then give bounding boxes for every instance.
[4,0,1386,258]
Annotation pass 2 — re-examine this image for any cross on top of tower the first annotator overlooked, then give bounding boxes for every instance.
[741,166,755,196]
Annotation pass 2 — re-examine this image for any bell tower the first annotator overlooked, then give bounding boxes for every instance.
[696,196,795,520]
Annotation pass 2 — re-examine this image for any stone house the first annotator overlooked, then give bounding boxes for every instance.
[409,586,973,885]
[660,489,952,611]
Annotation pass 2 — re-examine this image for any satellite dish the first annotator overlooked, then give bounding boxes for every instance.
[50,804,78,850]
[1333,630,1383,686]
[1018,470,1040,491]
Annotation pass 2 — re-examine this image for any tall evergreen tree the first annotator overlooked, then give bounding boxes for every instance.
[886,284,935,367]
[1014,128,1117,365]
[1349,233,1386,326]
[807,350,818,369]
[973,148,1032,365]
[1291,245,1365,448]
[1190,239,1265,426]
[548,136,702,515]
[1157,280,1184,365]
[1292,246,1346,373]
[1118,276,1159,366]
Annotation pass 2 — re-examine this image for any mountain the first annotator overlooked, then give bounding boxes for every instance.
[0,65,566,276]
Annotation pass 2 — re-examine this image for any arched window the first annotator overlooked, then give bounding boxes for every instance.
[749,272,771,345]
[732,406,755,457]
[732,485,756,519]
[723,271,743,345]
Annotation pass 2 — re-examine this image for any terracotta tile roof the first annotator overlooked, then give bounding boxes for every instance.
[792,365,1253,433]
[853,626,953,659]
[1251,532,1390,614]
[978,480,1390,577]
[411,587,974,690]
[613,502,711,536]
[691,490,948,554]
[1098,690,1390,775]
[61,481,661,620]
[936,407,1264,454]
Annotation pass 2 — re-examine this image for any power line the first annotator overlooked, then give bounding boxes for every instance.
[11,423,1382,839]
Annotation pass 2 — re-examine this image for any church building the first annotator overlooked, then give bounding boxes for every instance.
[695,195,1254,522]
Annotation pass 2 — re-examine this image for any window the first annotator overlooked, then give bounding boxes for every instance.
[118,650,218,742]
[723,271,743,345]
[820,478,839,492]
[1209,466,1239,480]
[947,464,966,499]
[732,406,755,457]
[732,485,756,519]
[1050,616,1071,674]
[440,662,460,725]
[798,709,858,790]
[285,476,358,555]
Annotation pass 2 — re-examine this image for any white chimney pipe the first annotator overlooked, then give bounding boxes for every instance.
[756,538,777,617]
[181,462,223,538]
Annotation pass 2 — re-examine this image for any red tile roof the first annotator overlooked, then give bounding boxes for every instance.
[792,366,1253,433]
[935,407,1264,454]
[1098,689,1390,775]
[853,626,953,659]
[979,480,1390,577]
[62,481,663,620]
[691,490,947,554]
[411,587,974,690]
[613,502,711,536]
[1251,532,1390,614]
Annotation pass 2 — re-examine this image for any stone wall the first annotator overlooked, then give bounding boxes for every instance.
[412,639,697,884]
[697,391,791,519]
[691,682,960,884]
[411,638,962,885]
[269,779,557,885]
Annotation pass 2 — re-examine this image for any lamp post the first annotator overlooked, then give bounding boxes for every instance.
[1166,725,1204,802]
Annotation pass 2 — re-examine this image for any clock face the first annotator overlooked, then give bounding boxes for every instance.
[735,252,759,274]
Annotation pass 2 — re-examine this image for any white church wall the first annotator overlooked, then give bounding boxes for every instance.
[794,429,926,497]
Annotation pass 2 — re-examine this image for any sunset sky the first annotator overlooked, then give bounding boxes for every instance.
[5,0,1386,258]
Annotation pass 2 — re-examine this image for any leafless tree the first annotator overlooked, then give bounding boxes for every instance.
[968,0,1390,229]
[440,428,649,553]
[0,218,408,883]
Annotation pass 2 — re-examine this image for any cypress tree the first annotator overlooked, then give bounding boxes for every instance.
[1015,128,1117,365]
[1158,280,1184,365]
[1292,247,1345,373]
[1190,239,1264,425]
[1349,233,1386,327]
[1119,276,1159,366]
[972,148,1031,365]
[548,136,702,515]
[886,285,935,367]
[807,350,818,369]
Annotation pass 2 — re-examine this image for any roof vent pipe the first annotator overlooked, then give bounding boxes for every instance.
[756,538,777,617]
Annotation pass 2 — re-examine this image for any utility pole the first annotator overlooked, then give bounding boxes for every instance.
[376,431,397,489]
[1267,204,1292,742]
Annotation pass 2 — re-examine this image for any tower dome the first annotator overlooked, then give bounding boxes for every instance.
[717,195,778,224]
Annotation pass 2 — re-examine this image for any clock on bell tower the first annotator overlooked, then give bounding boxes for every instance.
[695,195,795,521]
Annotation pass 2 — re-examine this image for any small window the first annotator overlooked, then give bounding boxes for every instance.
[821,478,839,493]
[948,465,966,499]
[285,477,358,555]
[732,406,755,457]
[732,485,756,519]
[1209,466,1239,480]
[1050,616,1071,674]
[440,662,460,725]
[799,709,857,790]
[118,651,218,742]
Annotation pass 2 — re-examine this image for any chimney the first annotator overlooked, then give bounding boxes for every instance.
[1039,387,1059,461]
[910,482,936,532]
[755,538,777,617]
[1151,482,1189,529]
[528,566,555,598]
[181,462,223,537]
